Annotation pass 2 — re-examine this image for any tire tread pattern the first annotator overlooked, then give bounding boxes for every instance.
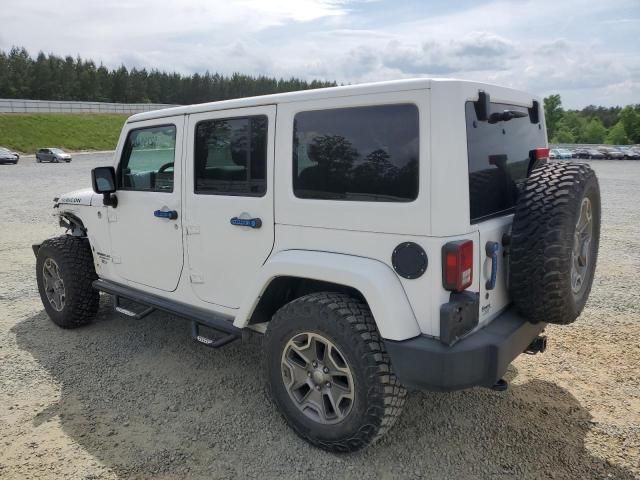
[265,292,406,452]
[37,235,99,328]
[509,162,600,325]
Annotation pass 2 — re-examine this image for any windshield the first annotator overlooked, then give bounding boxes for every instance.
[51,148,65,154]
[466,101,546,223]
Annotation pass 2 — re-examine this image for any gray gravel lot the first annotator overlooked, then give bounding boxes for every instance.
[1,154,639,479]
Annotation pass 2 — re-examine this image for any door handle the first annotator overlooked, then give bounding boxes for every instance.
[230,217,262,229]
[485,241,499,290]
[154,209,178,220]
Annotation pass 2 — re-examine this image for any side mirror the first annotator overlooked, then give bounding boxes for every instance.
[91,166,118,207]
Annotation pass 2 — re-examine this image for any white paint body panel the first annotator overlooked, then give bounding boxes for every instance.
[236,250,421,341]
[184,105,276,308]
[53,78,545,341]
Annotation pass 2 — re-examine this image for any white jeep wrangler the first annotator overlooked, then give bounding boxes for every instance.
[34,79,600,452]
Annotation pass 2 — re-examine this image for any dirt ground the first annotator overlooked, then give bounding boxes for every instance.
[0,155,638,479]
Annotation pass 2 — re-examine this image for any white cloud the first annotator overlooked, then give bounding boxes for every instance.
[0,0,638,107]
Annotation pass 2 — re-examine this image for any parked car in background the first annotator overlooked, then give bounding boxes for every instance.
[617,146,640,160]
[573,148,591,159]
[550,148,572,160]
[597,147,624,160]
[36,148,72,163]
[0,147,20,164]
[586,149,605,159]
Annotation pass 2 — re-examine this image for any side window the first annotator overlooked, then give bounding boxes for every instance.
[119,125,176,192]
[293,104,419,202]
[194,115,267,196]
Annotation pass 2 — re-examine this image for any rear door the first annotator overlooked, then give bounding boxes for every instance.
[184,106,276,308]
[465,100,547,324]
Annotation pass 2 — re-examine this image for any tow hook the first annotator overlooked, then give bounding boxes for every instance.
[525,335,548,355]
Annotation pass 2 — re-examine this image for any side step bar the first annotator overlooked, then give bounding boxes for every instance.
[93,279,241,348]
[114,294,155,320]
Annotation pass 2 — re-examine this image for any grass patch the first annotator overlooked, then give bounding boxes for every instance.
[0,113,128,153]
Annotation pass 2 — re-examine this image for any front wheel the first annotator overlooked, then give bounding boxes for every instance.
[264,292,406,452]
[36,235,100,328]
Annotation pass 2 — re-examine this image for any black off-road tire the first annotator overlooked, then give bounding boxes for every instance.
[509,162,601,325]
[264,292,406,452]
[36,235,99,328]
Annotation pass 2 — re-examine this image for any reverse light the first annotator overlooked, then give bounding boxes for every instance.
[442,240,474,292]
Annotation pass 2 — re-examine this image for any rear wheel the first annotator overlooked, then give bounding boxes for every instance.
[509,162,600,325]
[264,292,406,452]
[36,235,99,328]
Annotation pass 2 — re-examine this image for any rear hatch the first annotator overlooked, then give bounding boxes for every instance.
[465,97,547,324]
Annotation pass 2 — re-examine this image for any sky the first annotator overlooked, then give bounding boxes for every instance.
[1,0,638,108]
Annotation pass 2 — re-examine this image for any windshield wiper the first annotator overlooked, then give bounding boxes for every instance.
[488,110,528,124]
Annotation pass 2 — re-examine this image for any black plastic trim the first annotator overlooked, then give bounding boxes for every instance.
[385,308,546,392]
[93,279,239,335]
[392,242,427,279]
[439,291,479,346]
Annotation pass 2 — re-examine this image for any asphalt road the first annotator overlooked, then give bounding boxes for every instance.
[0,154,638,479]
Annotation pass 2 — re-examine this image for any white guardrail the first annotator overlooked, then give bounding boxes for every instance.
[0,99,178,114]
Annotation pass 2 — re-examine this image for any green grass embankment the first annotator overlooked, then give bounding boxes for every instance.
[0,113,128,153]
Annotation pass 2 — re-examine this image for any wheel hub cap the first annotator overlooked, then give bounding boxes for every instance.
[571,197,593,295]
[281,332,354,425]
[43,258,65,311]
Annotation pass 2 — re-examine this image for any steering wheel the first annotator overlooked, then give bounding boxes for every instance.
[158,162,174,173]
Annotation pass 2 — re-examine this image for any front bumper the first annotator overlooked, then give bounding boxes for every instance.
[384,309,546,392]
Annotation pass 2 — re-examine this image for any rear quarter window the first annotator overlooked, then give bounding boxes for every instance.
[293,104,419,202]
[466,101,545,223]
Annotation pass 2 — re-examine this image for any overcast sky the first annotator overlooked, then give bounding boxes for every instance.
[1,0,638,108]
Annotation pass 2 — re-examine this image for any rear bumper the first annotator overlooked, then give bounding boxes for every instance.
[384,309,546,392]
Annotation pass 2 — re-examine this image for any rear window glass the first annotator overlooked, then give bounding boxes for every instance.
[293,104,419,202]
[194,115,267,197]
[466,101,545,223]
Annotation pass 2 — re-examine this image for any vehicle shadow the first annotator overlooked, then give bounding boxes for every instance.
[12,304,635,480]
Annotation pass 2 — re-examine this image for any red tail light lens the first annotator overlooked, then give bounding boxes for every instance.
[442,240,474,291]
[533,147,549,161]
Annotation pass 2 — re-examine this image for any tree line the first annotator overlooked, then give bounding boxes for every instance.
[0,47,336,105]
[544,94,640,145]
[2,46,639,145]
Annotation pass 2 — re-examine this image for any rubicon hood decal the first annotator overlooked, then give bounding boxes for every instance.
[57,188,94,206]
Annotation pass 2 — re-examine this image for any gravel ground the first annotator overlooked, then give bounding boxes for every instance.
[0,155,638,479]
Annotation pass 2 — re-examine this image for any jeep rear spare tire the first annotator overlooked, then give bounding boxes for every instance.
[36,235,100,328]
[509,162,600,325]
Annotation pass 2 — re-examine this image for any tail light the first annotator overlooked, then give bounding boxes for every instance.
[532,147,549,161]
[442,240,473,291]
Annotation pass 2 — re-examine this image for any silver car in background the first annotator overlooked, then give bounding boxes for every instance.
[0,147,20,164]
[36,148,72,163]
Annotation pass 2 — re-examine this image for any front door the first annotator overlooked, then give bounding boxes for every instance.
[108,116,185,292]
[185,106,276,308]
